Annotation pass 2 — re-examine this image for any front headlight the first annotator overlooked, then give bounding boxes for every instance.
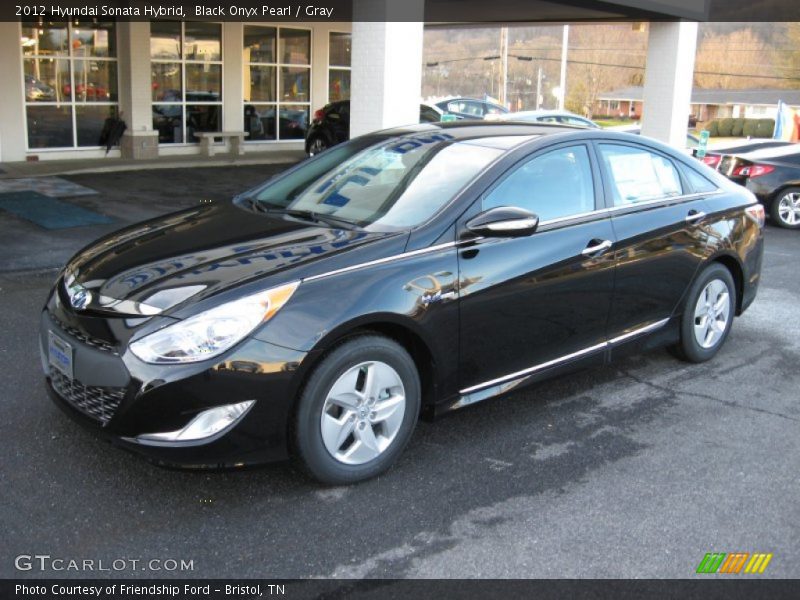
[129,281,299,364]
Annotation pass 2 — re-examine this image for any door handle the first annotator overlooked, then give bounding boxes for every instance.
[581,239,613,257]
[685,210,706,223]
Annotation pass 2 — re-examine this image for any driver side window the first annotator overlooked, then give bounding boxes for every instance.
[482,145,596,221]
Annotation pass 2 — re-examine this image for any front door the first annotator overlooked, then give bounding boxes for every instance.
[457,143,616,394]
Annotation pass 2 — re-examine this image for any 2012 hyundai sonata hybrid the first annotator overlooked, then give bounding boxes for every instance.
[41,122,764,484]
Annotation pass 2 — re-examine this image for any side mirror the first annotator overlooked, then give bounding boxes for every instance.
[465,206,539,238]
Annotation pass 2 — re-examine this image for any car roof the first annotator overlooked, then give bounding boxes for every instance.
[512,110,585,118]
[376,120,580,139]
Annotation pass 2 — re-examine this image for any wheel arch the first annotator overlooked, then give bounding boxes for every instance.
[296,313,440,418]
[709,252,745,315]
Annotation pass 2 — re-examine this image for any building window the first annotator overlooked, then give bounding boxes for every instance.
[328,32,351,103]
[243,26,311,142]
[21,20,119,150]
[151,21,222,144]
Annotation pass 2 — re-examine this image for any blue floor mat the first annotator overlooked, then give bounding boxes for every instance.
[0,191,113,229]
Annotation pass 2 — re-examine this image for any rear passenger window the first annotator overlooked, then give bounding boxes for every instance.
[599,144,683,206]
[684,167,718,193]
[483,145,596,221]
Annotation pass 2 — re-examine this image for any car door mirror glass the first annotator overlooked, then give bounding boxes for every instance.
[466,206,539,238]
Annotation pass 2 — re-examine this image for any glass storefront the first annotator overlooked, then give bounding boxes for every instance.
[243,26,311,141]
[151,21,223,144]
[21,21,119,149]
[328,32,351,103]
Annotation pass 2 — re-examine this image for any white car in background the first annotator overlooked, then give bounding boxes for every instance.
[488,110,600,129]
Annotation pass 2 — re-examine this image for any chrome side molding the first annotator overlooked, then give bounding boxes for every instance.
[456,318,671,405]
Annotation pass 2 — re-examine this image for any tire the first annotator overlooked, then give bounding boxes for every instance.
[293,335,421,484]
[769,187,800,229]
[671,263,736,363]
[306,136,329,156]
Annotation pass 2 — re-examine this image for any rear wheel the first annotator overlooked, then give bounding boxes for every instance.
[293,335,420,484]
[770,187,800,229]
[671,263,736,363]
[307,136,329,156]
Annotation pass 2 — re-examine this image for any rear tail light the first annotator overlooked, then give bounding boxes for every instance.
[702,155,721,168]
[745,203,765,228]
[313,109,325,121]
[733,164,775,178]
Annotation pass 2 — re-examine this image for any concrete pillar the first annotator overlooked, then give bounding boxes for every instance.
[640,21,698,148]
[222,22,244,134]
[118,22,159,159]
[350,0,424,138]
[0,21,27,163]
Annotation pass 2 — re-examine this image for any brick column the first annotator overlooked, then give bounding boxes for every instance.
[350,0,424,138]
[640,22,698,148]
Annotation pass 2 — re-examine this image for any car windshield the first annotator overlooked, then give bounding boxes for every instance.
[249,133,507,229]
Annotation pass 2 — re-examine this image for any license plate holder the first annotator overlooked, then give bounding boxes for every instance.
[48,331,74,380]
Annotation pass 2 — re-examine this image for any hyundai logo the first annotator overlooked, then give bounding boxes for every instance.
[69,287,92,310]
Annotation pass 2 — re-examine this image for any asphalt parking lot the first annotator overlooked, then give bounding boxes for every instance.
[1,168,798,579]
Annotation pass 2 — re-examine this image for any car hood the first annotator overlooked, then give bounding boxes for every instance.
[64,201,398,317]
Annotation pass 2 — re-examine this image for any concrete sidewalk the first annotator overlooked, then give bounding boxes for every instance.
[0,162,298,272]
[0,150,305,179]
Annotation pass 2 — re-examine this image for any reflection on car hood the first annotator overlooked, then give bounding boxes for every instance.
[65,201,392,315]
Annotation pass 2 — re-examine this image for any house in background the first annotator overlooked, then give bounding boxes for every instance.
[596,87,800,124]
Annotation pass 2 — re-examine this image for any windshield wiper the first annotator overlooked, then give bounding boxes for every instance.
[283,209,359,230]
[242,198,359,229]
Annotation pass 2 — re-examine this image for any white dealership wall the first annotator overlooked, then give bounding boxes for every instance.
[0,20,351,162]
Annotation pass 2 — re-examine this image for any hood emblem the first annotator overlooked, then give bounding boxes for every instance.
[68,286,93,311]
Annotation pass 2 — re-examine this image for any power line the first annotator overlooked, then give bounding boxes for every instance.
[425,54,800,81]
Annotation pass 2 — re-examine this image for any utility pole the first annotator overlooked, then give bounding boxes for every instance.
[536,66,543,110]
[500,26,508,106]
[559,24,569,111]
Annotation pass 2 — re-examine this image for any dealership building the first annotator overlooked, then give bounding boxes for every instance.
[0,1,706,164]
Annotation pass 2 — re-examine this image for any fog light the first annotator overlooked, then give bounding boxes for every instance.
[137,400,254,443]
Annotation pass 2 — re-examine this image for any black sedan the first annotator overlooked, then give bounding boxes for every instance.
[715,144,800,228]
[304,100,442,155]
[42,122,764,484]
[698,139,792,171]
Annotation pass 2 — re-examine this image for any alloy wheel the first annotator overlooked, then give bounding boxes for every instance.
[777,192,800,226]
[693,278,731,349]
[320,361,406,465]
[308,138,328,156]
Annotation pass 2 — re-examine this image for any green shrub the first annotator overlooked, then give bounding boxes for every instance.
[742,120,759,137]
[717,118,735,137]
[705,120,719,137]
[731,118,746,137]
[756,118,776,138]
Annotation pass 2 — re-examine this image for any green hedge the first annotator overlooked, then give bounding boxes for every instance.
[704,117,775,138]
[717,118,735,137]
[757,118,776,138]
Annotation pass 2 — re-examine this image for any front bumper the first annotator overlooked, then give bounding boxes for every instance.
[40,308,309,468]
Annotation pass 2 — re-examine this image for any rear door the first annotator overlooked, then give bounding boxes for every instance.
[595,141,711,339]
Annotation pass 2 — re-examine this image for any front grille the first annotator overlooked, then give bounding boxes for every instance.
[51,314,118,355]
[49,367,126,425]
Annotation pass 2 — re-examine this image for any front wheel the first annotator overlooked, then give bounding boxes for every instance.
[293,335,421,484]
[671,263,736,363]
[770,187,800,229]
